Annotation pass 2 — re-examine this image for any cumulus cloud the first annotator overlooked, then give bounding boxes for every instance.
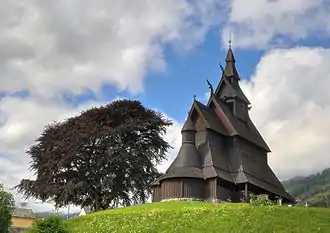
[0,0,225,97]
[0,95,182,212]
[222,0,330,49]
[0,96,108,213]
[241,46,330,180]
[1,0,330,213]
[0,0,224,211]
[158,117,182,173]
[0,96,101,187]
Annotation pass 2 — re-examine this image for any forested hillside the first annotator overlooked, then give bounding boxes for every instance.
[34,211,79,220]
[282,168,330,207]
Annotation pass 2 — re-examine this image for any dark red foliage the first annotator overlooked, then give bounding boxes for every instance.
[14,99,172,211]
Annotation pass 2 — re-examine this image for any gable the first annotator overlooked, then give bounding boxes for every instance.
[212,76,251,105]
[211,95,270,152]
[191,109,205,131]
[213,77,234,100]
[209,98,236,135]
[189,101,229,136]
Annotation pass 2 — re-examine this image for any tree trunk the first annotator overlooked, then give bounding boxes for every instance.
[94,196,102,211]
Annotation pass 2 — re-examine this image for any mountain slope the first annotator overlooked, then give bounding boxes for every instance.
[282,168,330,207]
[34,211,79,220]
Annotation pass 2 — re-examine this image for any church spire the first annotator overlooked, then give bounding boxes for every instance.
[224,40,239,80]
[226,38,235,63]
[226,47,235,63]
[212,39,250,106]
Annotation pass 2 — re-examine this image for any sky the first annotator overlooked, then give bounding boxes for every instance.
[1,0,330,213]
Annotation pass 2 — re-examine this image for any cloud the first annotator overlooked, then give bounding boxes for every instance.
[222,0,330,49]
[2,0,329,213]
[0,0,225,211]
[241,46,330,180]
[0,96,106,212]
[0,96,101,187]
[158,116,182,173]
[0,0,225,98]
[0,95,182,212]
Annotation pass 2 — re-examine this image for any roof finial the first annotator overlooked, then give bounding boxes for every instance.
[218,62,224,73]
[193,94,196,100]
[228,32,232,48]
[206,79,214,95]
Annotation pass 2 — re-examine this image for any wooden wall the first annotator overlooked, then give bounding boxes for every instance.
[152,178,257,203]
[217,185,233,201]
[162,180,182,199]
[194,115,205,131]
[237,137,267,164]
[204,178,216,201]
[152,178,206,202]
[182,178,204,199]
[152,185,162,202]
[11,216,39,230]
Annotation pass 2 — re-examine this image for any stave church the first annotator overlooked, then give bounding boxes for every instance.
[151,44,295,204]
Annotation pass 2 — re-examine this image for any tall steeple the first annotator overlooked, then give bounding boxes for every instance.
[226,38,235,63]
[212,39,251,120]
[224,40,240,81]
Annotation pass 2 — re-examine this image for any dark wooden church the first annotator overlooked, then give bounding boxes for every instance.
[151,45,295,204]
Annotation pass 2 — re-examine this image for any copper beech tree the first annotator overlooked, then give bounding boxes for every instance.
[14,100,172,211]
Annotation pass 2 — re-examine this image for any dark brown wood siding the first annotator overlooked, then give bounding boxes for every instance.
[182,178,204,199]
[237,137,268,164]
[152,186,162,202]
[160,178,205,200]
[217,186,233,201]
[204,178,217,201]
[195,115,205,131]
[195,130,207,147]
[161,180,182,199]
[216,178,235,201]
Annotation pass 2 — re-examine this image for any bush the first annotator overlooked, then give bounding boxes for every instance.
[250,194,275,206]
[28,215,69,233]
[0,183,15,233]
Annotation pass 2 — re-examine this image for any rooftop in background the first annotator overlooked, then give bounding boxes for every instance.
[12,208,34,218]
[11,207,41,231]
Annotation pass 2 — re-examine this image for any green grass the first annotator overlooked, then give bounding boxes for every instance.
[65,201,330,233]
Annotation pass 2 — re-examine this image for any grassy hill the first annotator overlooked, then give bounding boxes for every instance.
[283,168,330,207]
[65,201,330,233]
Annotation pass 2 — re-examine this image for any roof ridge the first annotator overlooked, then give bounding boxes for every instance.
[194,100,208,109]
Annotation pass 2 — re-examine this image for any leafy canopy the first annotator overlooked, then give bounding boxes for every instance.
[0,183,15,233]
[15,99,172,211]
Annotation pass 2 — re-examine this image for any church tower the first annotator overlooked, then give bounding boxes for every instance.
[151,43,294,204]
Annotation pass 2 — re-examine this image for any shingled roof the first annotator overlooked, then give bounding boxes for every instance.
[211,95,270,152]
[193,100,228,136]
[224,47,239,80]
[234,155,295,202]
[152,46,294,203]
[12,208,34,218]
[213,47,250,105]
[159,118,203,181]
